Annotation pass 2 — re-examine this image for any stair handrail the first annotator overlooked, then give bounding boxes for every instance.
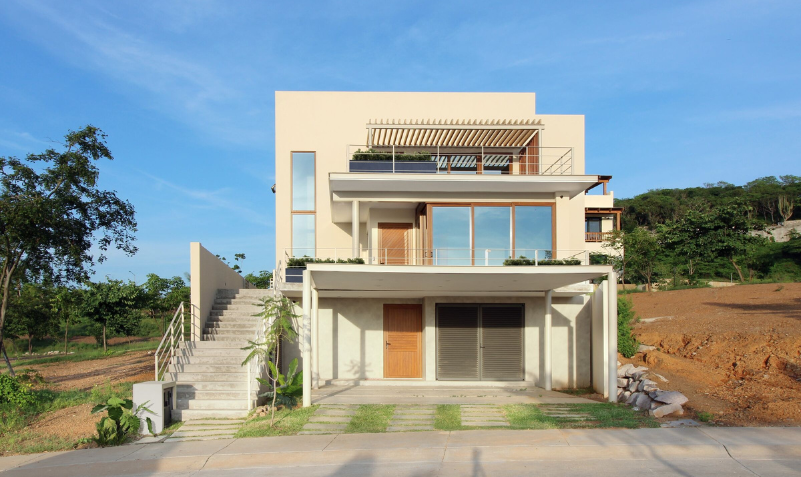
[155,302,186,381]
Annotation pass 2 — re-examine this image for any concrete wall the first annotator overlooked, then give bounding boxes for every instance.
[591,281,609,397]
[190,242,254,338]
[298,295,593,388]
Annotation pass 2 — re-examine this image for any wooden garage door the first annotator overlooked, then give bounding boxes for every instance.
[436,304,523,381]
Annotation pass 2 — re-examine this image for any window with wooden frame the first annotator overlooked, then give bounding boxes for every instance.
[291,152,315,256]
[425,202,554,265]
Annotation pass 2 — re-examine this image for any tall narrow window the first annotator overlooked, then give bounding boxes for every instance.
[514,206,553,260]
[291,152,315,256]
[292,152,315,211]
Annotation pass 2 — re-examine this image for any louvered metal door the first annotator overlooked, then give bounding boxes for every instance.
[436,305,480,380]
[436,304,524,381]
[480,306,524,380]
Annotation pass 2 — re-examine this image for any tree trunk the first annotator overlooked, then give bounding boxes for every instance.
[730,258,745,282]
[0,335,14,377]
[64,316,69,354]
[103,324,107,353]
[28,335,32,354]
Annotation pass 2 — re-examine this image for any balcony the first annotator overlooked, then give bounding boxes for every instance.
[346,145,574,176]
[585,232,613,243]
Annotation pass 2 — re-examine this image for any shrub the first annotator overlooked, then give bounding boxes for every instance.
[503,256,582,266]
[0,374,36,407]
[287,257,365,267]
[617,297,639,358]
[352,149,432,162]
[91,397,153,446]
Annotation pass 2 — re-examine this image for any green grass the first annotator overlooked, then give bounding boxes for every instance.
[346,405,394,433]
[434,404,462,431]
[505,403,659,429]
[235,405,318,438]
[554,387,595,396]
[7,340,159,367]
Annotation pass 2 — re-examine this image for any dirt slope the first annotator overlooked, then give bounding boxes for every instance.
[625,283,801,426]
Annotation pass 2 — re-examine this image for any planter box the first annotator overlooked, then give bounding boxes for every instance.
[285,268,304,283]
[349,161,437,174]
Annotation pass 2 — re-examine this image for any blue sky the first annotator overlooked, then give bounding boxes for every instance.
[1,0,799,282]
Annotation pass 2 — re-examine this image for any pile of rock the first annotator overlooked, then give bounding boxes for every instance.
[617,363,688,418]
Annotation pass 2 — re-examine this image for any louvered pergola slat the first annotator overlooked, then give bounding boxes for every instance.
[367,118,543,148]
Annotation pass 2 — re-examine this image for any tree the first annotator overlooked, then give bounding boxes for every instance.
[82,280,147,352]
[0,126,137,375]
[143,274,189,335]
[778,195,794,224]
[242,296,299,426]
[244,270,273,289]
[624,227,660,291]
[5,283,59,354]
[659,209,719,282]
[51,286,81,354]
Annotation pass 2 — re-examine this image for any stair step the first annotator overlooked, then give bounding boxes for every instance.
[204,323,259,330]
[173,373,248,382]
[177,382,250,391]
[176,399,250,410]
[173,356,247,365]
[177,390,258,400]
[202,334,254,341]
[170,364,248,373]
[172,409,248,421]
[212,304,264,311]
[180,341,249,349]
[206,315,260,323]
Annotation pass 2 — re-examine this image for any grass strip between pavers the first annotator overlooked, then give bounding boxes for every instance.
[434,404,462,431]
[505,403,659,429]
[345,405,395,433]
[235,405,318,438]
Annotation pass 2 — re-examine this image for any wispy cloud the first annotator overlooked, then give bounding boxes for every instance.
[0,129,59,153]
[142,171,272,227]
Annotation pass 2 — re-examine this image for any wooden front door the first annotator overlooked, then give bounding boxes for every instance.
[378,223,412,264]
[383,304,422,378]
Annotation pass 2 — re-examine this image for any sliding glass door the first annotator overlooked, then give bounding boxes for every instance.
[474,207,512,265]
[431,206,471,265]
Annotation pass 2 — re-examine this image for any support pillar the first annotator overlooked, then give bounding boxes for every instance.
[607,271,618,403]
[312,287,319,389]
[351,200,360,258]
[543,289,553,391]
[302,270,312,407]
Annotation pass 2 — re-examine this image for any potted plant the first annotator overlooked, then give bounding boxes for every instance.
[349,149,437,173]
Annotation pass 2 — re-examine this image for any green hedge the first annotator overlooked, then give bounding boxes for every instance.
[503,256,582,266]
[352,149,433,162]
[287,256,365,267]
[617,297,639,358]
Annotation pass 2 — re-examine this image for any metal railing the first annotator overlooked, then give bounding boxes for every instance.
[283,247,590,268]
[154,302,186,381]
[585,231,613,243]
[346,145,574,175]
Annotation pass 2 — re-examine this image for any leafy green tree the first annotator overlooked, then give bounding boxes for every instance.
[604,227,661,290]
[51,286,81,354]
[617,297,639,358]
[5,283,59,354]
[0,126,137,375]
[143,274,189,335]
[659,209,718,283]
[244,270,273,289]
[81,280,148,352]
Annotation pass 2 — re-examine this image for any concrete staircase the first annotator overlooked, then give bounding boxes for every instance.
[169,289,273,421]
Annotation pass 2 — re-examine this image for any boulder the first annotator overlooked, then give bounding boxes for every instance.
[649,402,684,418]
[631,371,649,381]
[653,391,689,406]
[638,379,658,392]
[627,380,638,392]
[632,393,652,411]
[617,364,635,377]
[625,365,648,378]
[617,378,629,388]
[626,392,641,405]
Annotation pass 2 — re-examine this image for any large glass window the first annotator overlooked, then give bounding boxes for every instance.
[474,207,511,265]
[292,152,315,211]
[432,207,471,265]
[515,206,553,261]
[292,214,315,257]
[585,218,602,233]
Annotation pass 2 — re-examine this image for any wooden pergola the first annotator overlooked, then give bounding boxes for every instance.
[366,118,543,148]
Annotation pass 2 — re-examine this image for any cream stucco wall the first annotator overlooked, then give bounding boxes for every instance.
[275,91,593,264]
[284,295,593,388]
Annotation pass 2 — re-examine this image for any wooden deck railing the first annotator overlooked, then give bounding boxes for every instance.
[585,232,613,242]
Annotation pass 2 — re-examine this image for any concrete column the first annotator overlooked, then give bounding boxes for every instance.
[543,289,553,391]
[351,200,360,258]
[312,287,319,389]
[302,270,312,407]
[607,271,618,403]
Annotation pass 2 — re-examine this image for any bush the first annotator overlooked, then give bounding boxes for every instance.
[617,297,639,358]
[287,256,365,267]
[352,149,432,162]
[503,256,582,266]
[0,374,37,407]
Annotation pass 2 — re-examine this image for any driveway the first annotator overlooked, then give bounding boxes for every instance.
[312,384,598,405]
[1,427,799,476]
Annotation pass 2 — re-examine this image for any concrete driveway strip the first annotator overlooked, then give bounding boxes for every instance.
[0,427,799,476]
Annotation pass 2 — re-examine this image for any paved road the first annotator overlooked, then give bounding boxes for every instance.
[1,427,799,476]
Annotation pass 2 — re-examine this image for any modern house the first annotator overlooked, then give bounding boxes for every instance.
[168,91,620,419]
